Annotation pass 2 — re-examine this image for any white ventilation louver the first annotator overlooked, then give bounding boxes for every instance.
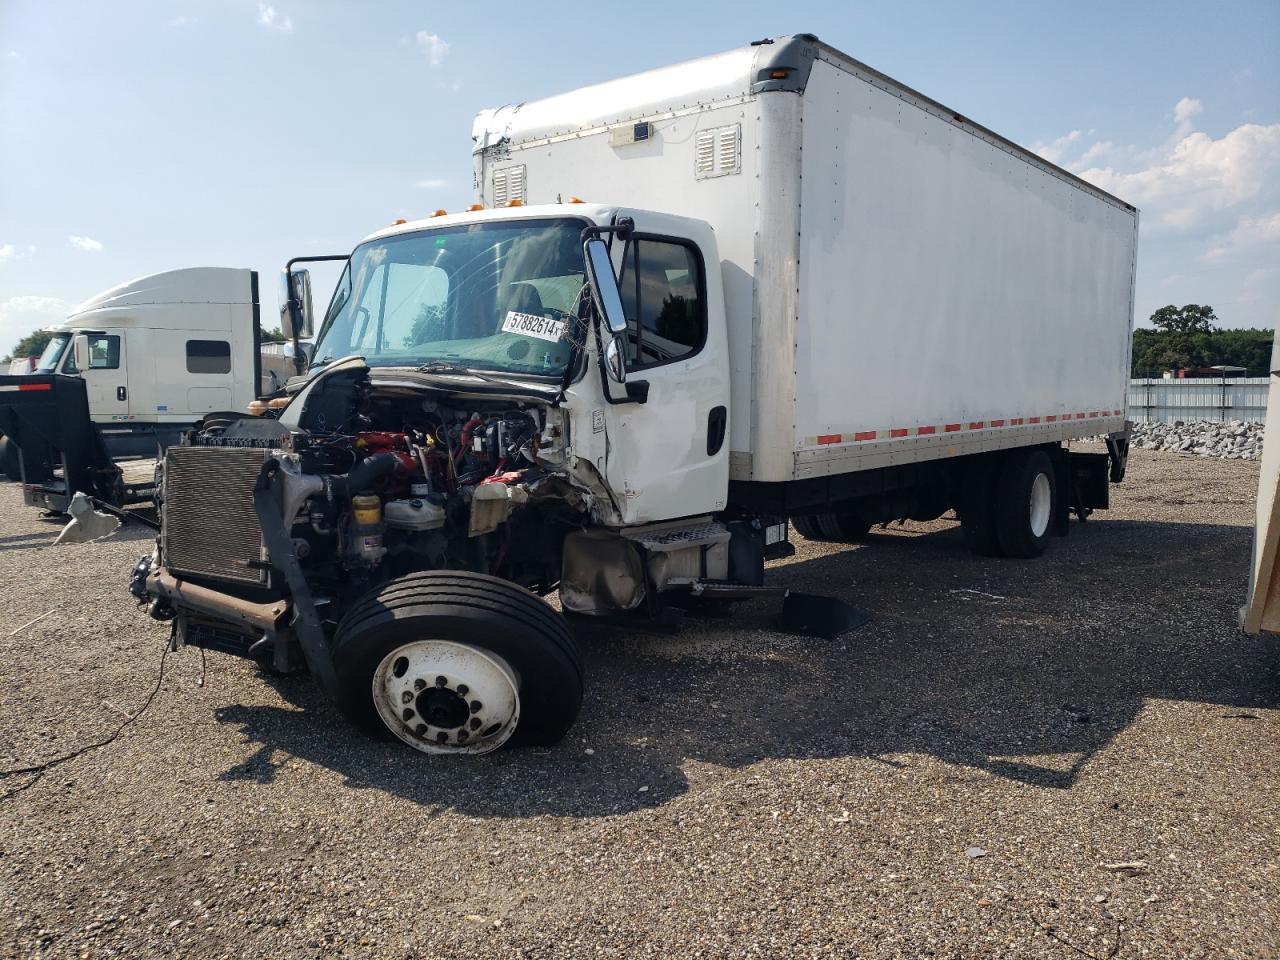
[695,124,741,180]
[492,165,526,205]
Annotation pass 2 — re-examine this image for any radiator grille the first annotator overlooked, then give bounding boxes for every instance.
[162,446,270,586]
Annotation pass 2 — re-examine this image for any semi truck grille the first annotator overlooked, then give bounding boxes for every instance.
[162,446,271,586]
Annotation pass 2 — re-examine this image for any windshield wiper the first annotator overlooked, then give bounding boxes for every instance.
[415,362,504,384]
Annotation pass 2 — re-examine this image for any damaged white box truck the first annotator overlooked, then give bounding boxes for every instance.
[133,35,1138,755]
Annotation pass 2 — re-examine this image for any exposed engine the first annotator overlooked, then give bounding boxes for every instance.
[162,367,590,619]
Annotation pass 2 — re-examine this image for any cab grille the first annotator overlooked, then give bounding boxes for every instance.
[162,446,270,586]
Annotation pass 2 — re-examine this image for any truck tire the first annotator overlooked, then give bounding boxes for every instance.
[332,571,582,754]
[958,457,1002,556]
[993,450,1057,558]
[791,511,871,543]
[0,435,19,481]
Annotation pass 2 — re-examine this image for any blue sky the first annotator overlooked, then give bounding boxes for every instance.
[1,0,1277,356]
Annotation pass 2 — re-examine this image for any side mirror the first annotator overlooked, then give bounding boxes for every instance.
[583,238,628,335]
[279,267,315,341]
[604,335,627,384]
[72,334,89,373]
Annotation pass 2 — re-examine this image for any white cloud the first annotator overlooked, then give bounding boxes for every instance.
[5,51,17,59]
[1173,96,1203,135]
[1072,113,1280,234]
[415,31,450,67]
[1202,211,1280,262]
[0,243,36,265]
[257,2,293,33]
[168,16,188,28]
[68,235,103,252]
[413,178,448,189]
[1031,129,1082,166]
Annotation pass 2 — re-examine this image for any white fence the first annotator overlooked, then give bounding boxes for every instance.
[1128,377,1270,424]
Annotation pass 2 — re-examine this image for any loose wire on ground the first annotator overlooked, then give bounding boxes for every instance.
[0,640,171,803]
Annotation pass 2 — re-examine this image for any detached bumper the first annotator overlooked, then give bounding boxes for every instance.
[144,563,290,637]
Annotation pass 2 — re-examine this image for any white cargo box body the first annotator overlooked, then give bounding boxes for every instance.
[474,35,1138,485]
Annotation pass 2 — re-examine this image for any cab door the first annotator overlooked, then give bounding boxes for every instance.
[601,212,730,525]
[75,331,130,419]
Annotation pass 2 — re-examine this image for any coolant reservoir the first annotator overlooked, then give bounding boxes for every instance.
[385,498,447,532]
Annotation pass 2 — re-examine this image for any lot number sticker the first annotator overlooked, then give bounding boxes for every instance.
[502,310,566,343]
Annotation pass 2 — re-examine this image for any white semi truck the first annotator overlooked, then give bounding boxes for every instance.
[0,267,295,506]
[134,34,1138,756]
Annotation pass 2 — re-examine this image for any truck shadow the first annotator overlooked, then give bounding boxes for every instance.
[212,515,1279,817]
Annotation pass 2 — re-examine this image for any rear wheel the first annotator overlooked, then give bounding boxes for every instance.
[792,510,871,543]
[958,456,1002,556]
[332,571,582,754]
[994,450,1057,558]
[0,435,19,482]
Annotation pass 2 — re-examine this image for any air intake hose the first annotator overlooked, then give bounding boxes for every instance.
[343,451,403,495]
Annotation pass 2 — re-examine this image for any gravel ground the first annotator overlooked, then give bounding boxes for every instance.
[0,449,1276,959]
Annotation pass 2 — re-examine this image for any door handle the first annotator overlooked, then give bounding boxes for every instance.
[117,386,127,402]
[707,406,727,456]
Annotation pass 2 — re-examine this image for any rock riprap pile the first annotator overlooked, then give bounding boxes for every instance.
[1130,419,1264,459]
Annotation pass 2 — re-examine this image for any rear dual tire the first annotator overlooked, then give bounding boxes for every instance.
[332,571,582,755]
[959,450,1057,558]
[792,511,871,544]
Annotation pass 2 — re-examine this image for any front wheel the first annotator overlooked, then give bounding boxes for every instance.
[332,571,582,754]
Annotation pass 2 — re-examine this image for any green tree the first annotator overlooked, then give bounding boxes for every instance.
[260,326,288,344]
[1150,304,1217,336]
[4,329,53,363]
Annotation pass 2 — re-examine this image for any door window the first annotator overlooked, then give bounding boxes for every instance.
[86,335,120,369]
[617,238,705,368]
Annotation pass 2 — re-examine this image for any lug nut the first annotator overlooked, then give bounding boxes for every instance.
[414,678,426,691]
[402,708,414,722]
[436,731,448,744]
[456,684,469,696]
[435,676,448,687]
[470,701,482,713]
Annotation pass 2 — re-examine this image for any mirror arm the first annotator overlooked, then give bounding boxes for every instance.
[579,217,634,245]
[284,254,348,374]
[593,318,648,406]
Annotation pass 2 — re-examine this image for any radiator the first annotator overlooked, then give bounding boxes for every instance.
[162,446,271,586]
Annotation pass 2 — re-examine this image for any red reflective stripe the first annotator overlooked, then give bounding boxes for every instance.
[916,426,936,436]
[990,419,1005,427]
[890,428,909,438]
[968,421,984,430]
[817,434,841,445]
[16,382,52,392]
[1028,417,1040,424]
[1076,413,1087,420]
[1088,411,1099,418]
[853,430,877,442]
[1046,415,1057,422]
[1010,418,1023,425]
[944,423,961,433]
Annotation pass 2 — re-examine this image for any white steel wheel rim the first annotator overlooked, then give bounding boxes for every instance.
[372,640,520,755]
[1029,471,1052,538]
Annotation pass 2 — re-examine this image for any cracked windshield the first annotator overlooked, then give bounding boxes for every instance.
[312,217,588,377]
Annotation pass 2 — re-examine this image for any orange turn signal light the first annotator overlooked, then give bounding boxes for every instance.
[569,196,585,204]
[431,209,448,217]
[769,69,790,79]
[506,199,523,207]
[468,203,485,211]
[392,218,407,225]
